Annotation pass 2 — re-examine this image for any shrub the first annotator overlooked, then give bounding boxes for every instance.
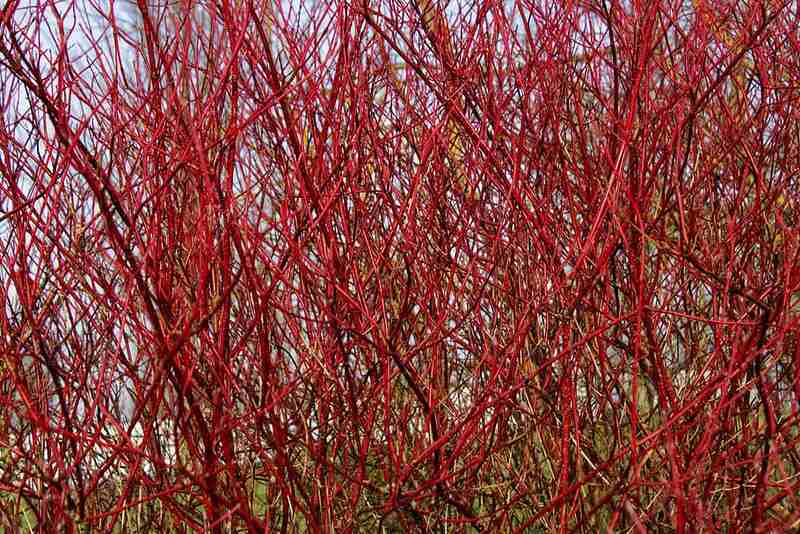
[1,0,799,531]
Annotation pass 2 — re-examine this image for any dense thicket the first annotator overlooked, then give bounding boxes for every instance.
[1,0,799,531]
